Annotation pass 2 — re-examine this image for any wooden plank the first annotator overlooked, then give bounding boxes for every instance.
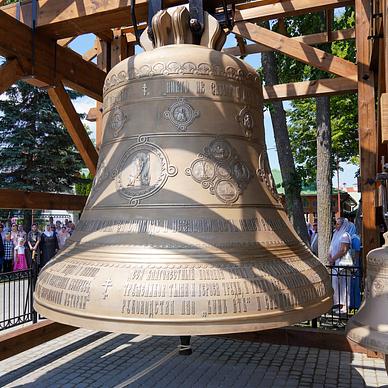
[0,321,77,362]
[382,93,388,143]
[235,0,354,22]
[1,0,354,39]
[48,82,98,175]
[86,107,98,122]
[355,0,379,269]
[263,77,357,101]
[57,36,77,47]
[0,58,23,94]
[233,22,357,80]
[0,190,87,210]
[95,38,110,151]
[224,28,355,56]
[0,10,105,102]
[83,41,98,62]
[385,0,388,93]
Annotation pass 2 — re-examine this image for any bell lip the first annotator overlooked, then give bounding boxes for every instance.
[34,296,332,336]
[346,317,388,355]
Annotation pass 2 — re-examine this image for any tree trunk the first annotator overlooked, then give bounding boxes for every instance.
[261,51,310,244]
[316,96,332,264]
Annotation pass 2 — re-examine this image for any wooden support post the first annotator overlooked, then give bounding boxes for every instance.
[385,0,388,93]
[95,38,110,151]
[233,22,357,80]
[48,82,98,175]
[0,58,23,94]
[355,0,379,265]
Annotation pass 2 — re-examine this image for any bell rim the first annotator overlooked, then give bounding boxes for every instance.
[34,296,332,336]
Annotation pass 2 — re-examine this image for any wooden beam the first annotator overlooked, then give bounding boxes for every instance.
[0,10,105,102]
[83,43,98,62]
[1,0,354,39]
[57,36,77,47]
[48,82,98,175]
[382,93,388,143]
[95,30,114,43]
[0,321,77,362]
[235,0,354,22]
[86,107,98,122]
[225,28,355,56]
[0,190,87,210]
[355,0,378,267]
[0,58,23,94]
[263,77,357,101]
[233,22,357,80]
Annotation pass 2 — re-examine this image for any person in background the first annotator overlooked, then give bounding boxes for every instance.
[3,220,11,233]
[310,221,318,256]
[27,223,41,273]
[40,224,59,268]
[17,224,27,240]
[68,221,76,235]
[0,224,6,242]
[14,237,28,271]
[328,217,351,314]
[10,223,18,243]
[348,223,362,310]
[55,220,62,234]
[3,232,14,272]
[0,227,4,272]
[57,225,70,249]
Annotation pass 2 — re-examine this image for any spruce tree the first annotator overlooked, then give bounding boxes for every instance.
[0,81,85,193]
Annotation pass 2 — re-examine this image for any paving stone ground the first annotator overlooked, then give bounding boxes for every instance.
[0,328,387,387]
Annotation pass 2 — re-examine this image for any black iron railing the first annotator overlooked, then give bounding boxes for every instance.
[0,265,364,332]
[0,269,37,331]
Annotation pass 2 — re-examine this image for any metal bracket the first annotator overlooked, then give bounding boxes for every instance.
[147,0,163,44]
[189,0,205,45]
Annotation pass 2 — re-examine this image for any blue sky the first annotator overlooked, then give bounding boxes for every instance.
[69,32,358,186]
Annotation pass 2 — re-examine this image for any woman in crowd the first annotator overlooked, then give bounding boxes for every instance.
[14,237,28,271]
[3,232,14,272]
[17,224,27,240]
[40,224,59,268]
[10,223,18,243]
[57,225,70,249]
[328,217,351,314]
[27,223,41,273]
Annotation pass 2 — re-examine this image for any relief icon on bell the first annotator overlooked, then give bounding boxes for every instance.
[164,98,200,131]
[34,6,333,336]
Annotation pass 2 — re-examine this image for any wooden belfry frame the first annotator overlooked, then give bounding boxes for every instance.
[0,0,387,260]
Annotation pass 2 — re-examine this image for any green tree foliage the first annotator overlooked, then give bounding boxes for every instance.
[273,8,358,184]
[75,172,93,196]
[0,81,85,192]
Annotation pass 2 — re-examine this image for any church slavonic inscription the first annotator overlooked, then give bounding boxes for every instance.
[76,216,284,234]
[36,259,330,320]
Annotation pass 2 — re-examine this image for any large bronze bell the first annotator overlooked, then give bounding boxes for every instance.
[346,233,388,371]
[34,8,332,335]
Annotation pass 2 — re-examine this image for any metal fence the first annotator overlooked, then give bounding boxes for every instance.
[0,265,363,332]
[0,269,37,331]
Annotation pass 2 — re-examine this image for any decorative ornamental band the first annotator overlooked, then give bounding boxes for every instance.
[104,62,261,94]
